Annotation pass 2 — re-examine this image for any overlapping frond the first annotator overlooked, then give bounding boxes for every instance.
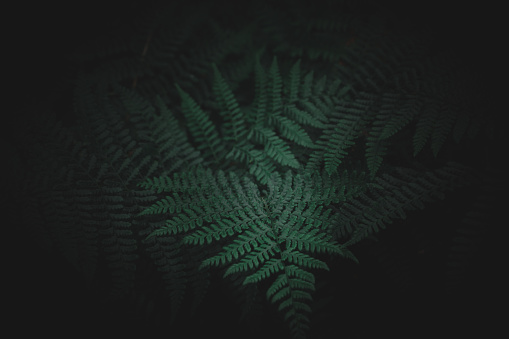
[15,2,498,338]
[140,169,356,335]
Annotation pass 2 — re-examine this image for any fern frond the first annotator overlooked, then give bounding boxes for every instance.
[212,63,247,142]
[322,115,364,175]
[430,105,457,157]
[286,59,302,103]
[223,243,281,277]
[144,168,355,337]
[285,104,327,129]
[19,3,495,337]
[243,258,285,284]
[267,265,314,338]
[365,138,388,177]
[253,127,300,169]
[152,96,203,172]
[267,56,284,117]
[282,249,329,270]
[225,143,277,184]
[138,166,213,194]
[338,162,475,245]
[251,50,268,125]
[175,84,224,164]
[412,101,440,156]
[378,93,419,140]
[273,116,315,148]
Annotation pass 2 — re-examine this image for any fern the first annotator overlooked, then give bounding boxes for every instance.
[14,1,500,338]
[140,169,356,335]
[176,84,225,165]
[336,162,475,245]
[251,127,300,169]
[267,56,284,117]
[212,63,247,142]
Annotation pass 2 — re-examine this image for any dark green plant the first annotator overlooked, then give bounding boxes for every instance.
[13,1,502,338]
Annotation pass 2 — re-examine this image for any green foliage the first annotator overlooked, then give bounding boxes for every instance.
[14,1,501,338]
[140,168,356,335]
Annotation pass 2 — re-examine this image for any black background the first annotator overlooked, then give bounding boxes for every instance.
[8,0,502,121]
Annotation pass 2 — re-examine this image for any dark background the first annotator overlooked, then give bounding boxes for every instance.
[8,0,502,123]
[9,0,501,98]
[6,0,503,337]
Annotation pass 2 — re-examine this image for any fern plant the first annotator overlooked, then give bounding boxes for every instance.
[139,167,358,337]
[11,1,502,338]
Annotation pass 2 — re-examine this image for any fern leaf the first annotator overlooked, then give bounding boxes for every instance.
[212,63,247,142]
[252,50,268,125]
[365,138,388,177]
[223,243,280,277]
[322,115,364,175]
[340,163,475,245]
[199,228,275,269]
[431,107,457,157]
[298,98,329,125]
[273,116,315,148]
[175,84,224,164]
[286,104,327,129]
[267,56,283,116]
[413,101,440,156]
[379,93,418,140]
[282,249,329,270]
[225,143,277,184]
[267,265,314,339]
[286,59,301,103]
[301,70,314,99]
[253,127,300,168]
[243,258,285,284]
